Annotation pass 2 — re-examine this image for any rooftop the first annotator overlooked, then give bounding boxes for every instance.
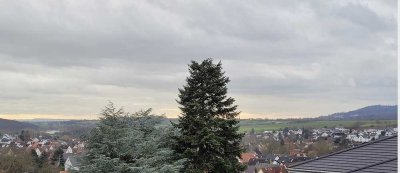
[289,135,397,173]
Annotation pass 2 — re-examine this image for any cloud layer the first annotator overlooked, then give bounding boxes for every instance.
[0,0,397,119]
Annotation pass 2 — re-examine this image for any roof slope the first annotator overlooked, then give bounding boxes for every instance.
[289,136,397,173]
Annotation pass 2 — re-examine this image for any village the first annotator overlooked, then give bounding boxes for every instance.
[0,125,396,173]
[0,131,84,173]
[239,126,398,173]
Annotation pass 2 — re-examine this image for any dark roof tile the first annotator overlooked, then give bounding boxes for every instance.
[289,136,397,173]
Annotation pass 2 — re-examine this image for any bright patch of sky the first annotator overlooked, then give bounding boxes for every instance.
[0,0,396,119]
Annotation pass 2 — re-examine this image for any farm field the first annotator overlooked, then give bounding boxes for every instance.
[238,119,398,132]
[27,119,398,134]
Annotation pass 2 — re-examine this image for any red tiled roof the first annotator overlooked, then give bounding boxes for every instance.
[240,153,257,163]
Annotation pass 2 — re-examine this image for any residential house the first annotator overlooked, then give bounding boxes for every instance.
[240,153,258,164]
[65,146,73,154]
[293,129,302,135]
[320,132,328,138]
[65,156,80,172]
[35,148,42,157]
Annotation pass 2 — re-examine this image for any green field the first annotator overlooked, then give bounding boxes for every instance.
[238,119,398,132]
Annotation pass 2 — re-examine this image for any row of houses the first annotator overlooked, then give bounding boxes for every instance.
[312,127,397,142]
[240,152,310,173]
[241,126,398,173]
[256,127,397,143]
[0,133,84,173]
[241,134,398,173]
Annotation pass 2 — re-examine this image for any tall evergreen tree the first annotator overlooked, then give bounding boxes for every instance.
[19,130,31,142]
[172,59,245,173]
[51,147,64,166]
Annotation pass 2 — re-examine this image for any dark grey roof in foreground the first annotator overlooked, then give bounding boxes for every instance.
[289,135,397,173]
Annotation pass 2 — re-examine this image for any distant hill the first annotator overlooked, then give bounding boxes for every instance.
[317,105,397,120]
[0,118,38,132]
[20,118,77,122]
[20,118,99,122]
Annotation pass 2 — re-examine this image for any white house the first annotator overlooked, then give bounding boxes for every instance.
[65,156,80,172]
[35,148,42,157]
[321,132,329,137]
[294,129,303,135]
[16,143,23,148]
[66,146,73,153]
[78,142,85,148]
[347,134,371,143]
[2,134,14,140]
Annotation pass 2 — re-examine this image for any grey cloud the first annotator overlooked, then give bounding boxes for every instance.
[0,0,396,118]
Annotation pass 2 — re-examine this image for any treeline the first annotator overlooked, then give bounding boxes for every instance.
[0,118,38,133]
[0,148,64,173]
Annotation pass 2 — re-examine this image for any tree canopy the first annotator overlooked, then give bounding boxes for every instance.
[172,59,245,173]
[80,103,184,173]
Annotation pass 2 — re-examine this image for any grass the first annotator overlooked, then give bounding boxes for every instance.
[238,119,398,132]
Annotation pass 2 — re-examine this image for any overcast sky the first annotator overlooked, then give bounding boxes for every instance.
[0,0,397,119]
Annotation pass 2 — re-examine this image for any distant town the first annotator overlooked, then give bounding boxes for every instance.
[0,111,397,173]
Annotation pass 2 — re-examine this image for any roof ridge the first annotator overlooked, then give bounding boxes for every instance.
[289,135,397,168]
[346,157,397,173]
